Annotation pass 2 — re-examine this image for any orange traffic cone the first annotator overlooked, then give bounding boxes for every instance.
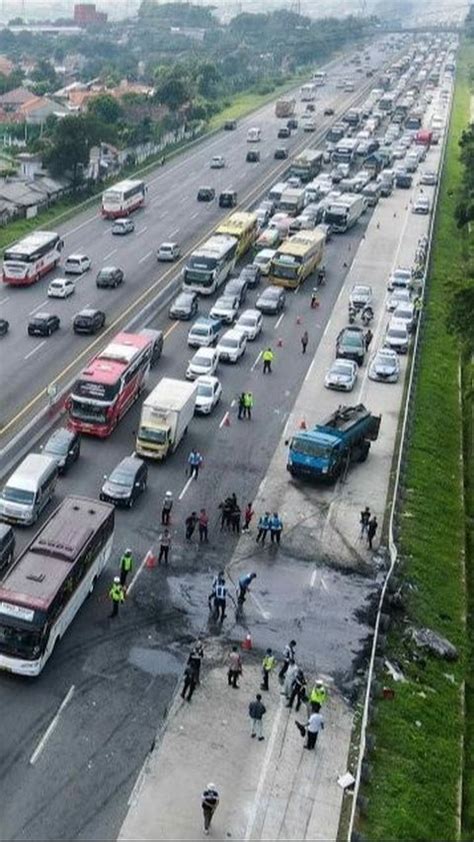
[242,633,252,651]
[299,418,307,430]
[145,549,156,569]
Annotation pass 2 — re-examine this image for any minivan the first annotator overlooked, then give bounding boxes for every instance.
[187,317,223,348]
[0,454,58,526]
[0,524,15,572]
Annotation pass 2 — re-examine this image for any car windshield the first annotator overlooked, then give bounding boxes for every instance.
[194,354,212,366]
[175,295,191,307]
[44,439,67,456]
[389,328,407,339]
[215,298,234,309]
[264,289,279,299]
[353,286,369,296]
[2,486,35,504]
[343,332,363,347]
[67,259,80,265]
[396,308,411,318]
[49,282,62,289]
[394,270,411,281]
[197,384,213,398]
[220,338,237,348]
[332,363,352,375]
[239,316,254,326]
[376,353,395,366]
[109,469,133,487]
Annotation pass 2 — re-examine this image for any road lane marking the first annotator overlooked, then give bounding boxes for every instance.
[310,568,317,588]
[64,216,98,238]
[30,684,75,765]
[250,350,262,371]
[169,228,180,238]
[29,300,48,315]
[0,296,9,305]
[219,411,230,429]
[180,196,187,204]
[230,399,236,407]
[139,251,153,264]
[190,211,199,219]
[178,476,194,500]
[136,226,148,236]
[127,547,155,595]
[249,590,271,620]
[164,321,179,339]
[103,248,117,260]
[24,341,46,360]
[304,357,316,382]
[274,313,285,330]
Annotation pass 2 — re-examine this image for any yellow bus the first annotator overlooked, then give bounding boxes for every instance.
[268,228,325,289]
[215,211,258,259]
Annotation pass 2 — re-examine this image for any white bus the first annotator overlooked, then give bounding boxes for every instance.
[182,234,238,295]
[102,178,146,218]
[300,83,317,101]
[313,71,327,86]
[2,231,64,286]
[0,496,115,676]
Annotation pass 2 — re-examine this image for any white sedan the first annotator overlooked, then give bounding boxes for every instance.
[210,155,225,169]
[234,309,263,341]
[47,277,76,298]
[368,348,400,383]
[186,347,219,380]
[209,295,239,324]
[324,358,358,391]
[387,287,411,312]
[195,375,222,414]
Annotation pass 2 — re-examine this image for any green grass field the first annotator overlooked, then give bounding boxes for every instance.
[361,43,472,842]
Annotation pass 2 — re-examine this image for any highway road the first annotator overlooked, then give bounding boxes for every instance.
[0,40,392,441]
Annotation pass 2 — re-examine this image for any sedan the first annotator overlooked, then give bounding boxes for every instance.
[42,427,80,474]
[112,217,135,235]
[47,277,75,298]
[0,318,9,336]
[73,308,106,335]
[255,285,286,315]
[100,456,148,508]
[216,328,247,363]
[210,295,239,324]
[239,264,261,289]
[384,318,409,354]
[195,375,222,415]
[27,313,60,337]
[368,348,400,383]
[324,358,358,391]
[393,302,416,333]
[349,284,373,310]
[274,147,289,161]
[169,291,198,320]
[246,150,260,163]
[419,170,437,186]
[387,287,411,312]
[186,347,219,380]
[387,267,412,291]
[210,155,225,169]
[336,326,366,366]
[235,308,263,341]
[224,277,248,306]
[96,266,124,288]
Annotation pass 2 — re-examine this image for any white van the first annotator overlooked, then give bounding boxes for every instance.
[0,454,58,526]
[247,127,261,142]
[187,317,223,348]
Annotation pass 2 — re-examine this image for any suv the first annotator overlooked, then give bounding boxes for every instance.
[64,253,91,274]
[197,186,215,202]
[96,266,124,288]
[274,147,289,159]
[278,126,291,139]
[112,217,135,235]
[100,456,148,508]
[27,312,60,337]
[73,308,106,334]
[336,326,366,365]
[42,427,80,474]
[157,242,180,261]
[219,189,237,208]
[224,119,237,130]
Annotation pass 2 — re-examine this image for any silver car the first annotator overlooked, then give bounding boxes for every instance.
[387,287,411,312]
[324,358,358,391]
[393,302,416,333]
[368,348,400,383]
[209,295,239,324]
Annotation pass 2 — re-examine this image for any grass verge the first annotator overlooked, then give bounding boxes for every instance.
[360,43,472,842]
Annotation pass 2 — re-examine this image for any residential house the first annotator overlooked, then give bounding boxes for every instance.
[0,87,35,113]
[19,97,68,125]
[0,56,14,77]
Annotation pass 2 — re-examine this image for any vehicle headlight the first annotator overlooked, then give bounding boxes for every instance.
[322,466,328,474]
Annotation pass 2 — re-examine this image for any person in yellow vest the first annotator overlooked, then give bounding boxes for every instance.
[308,680,327,712]
[119,548,133,586]
[261,648,276,691]
[262,347,274,374]
[109,577,125,619]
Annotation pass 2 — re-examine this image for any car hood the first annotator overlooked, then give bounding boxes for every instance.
[102,480,131,498]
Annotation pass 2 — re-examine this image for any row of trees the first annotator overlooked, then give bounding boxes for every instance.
[450,123,474,352]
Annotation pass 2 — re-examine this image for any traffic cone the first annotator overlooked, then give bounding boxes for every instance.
[299,418,307,430]
[242,633,252,651]
[145,549,156,569]
[224,413,231,427]
[277,337,283,347]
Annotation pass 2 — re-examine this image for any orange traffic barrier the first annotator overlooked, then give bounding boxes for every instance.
[145,550,157,569]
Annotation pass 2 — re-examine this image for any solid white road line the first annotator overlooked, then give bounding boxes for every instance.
[24,341,46,360]
[139,251,153,264]
[190,211,199,219]
[230,399,236,407]
[30,684,75,765]
[244,698,285,841]
[178,476,194,500]
[127,547,155,595]
[103,248,117,261]
[28,300,48,315]
[250,350,262,371]
[136,226,148,236]
[219,410,230,429]
[249,590,271,620]
[310,568,317,588]
[0,296,10,305]
[304,357,316,382]
[274,313,285,330]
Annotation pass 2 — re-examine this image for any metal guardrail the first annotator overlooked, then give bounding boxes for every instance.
[346,77,455,842]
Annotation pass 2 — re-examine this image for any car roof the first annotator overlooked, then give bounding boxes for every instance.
[45,427,75,446]
[31,312,53,319]
[389,317,408,329]
[176,291,195,300]
[66,253,88,260]
[112,456,143,474]
[265,285,282,294]
[77,308,100,317]
[99,266,118,273]
[160,241,177,248]
[196,375,219,386]
[220,328,244,340]
[194,346,217,356]
[239,309,260,319]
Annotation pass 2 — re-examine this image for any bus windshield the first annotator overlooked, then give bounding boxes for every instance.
[273,260,299,280]
[70,400,108,424]
[0,620,42,659]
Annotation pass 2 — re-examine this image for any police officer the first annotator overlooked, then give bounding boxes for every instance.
[119,548,133,586]
[109,577,125,618]
[238,392,246,420]
[262,347,274,374]
[161,490,173,525]
[308,680,327,712]
[256,512,270,545]
[279,639,296,682]
[208,570,224,609]
[261,648,276,691]
[188,448,203,479]
[269,512,283,545]
[243,391,254,419]
[214,575,227,622]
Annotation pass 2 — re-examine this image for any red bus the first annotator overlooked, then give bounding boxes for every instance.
[68,332,153,437]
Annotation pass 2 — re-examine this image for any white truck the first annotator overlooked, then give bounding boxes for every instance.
[324,194,365,233]
[135,377,198,460]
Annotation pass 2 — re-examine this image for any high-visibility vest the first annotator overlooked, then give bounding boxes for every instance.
[262,655,276,671]
[109,583,124,603]
[121,553,133,572]
[244,393,253,407]
[263,350,273,362]
[309,685,326,705]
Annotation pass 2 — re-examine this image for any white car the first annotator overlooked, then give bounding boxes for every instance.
[412,195,430,214]
[64,253,91,275]
[253,248,276,276]
[384,317,409,354]
[387,287,411,312]
[209,295,239,324]
[387,267,412,291]
[393,302,416,332]
[419,170,437,186]
[324,358,358,391]
[210,155,225,169]
[157,241,180,261]
[216,328,247,363]
[256,227,280,249]
[234,309,263,341]
[368,348,400,383]
[47,277,75,298]
[195,375,222,414]
[186,347,219,380]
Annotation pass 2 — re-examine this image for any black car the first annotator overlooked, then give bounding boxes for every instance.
[246,150,260,163]
[224,276,248,306]
[42,427,80,474]
[287,118,298,130]
[96,266,124,288]
[277,126,291,139]
[224,119,237,130]
[0,524,15,572]
[197,187,215,202]
[73,308,106,335]
[324,107,335,116]
[219,189,238,208]
[238,264,261,289]
[169,291,199,320]
[27,312,60,337]
[100,456,148,508]
[139,328,163,365]
[336,326,366,366]
[274,147,289,160]
[0,318,9,336]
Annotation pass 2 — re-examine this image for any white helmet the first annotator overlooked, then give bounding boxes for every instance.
[166,490,172,497]
[113,576,120,584]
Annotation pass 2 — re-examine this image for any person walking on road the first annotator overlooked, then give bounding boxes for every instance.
[249,693,266,741]
[208,570,224,610]
[227,644,242,688]
[256,512,270,545]
[119,548,133,586]
[359,506,371,539]
[201,783,220,835]
[244,391,254,419]
[109,577,125,618]
[269,512,283,545]
[158,528,171,565]
[242,502,254,532]
[261,648,276,691]
[181,662,197,702]
[279,640,296,682]
[367,515,378,550]
[188,640,204,684]
[230,504,241,533]
[262,347,274,374]
[301,330,309,354]
[185,511,198,541]
[214,575,227,622]
[188,448,203,479]
[238,392,246,420]
[287,667,307,711]
[305,710,324,750]
[161,490,173,525]
[199,508,209,543]
[219,496,234,531]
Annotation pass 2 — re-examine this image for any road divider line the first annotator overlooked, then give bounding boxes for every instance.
[103,248,117,260]
[164,321,179,339]
[24,341,46,360]
[190,211,199,219]
[249,590,271,620]
[274,313,284,330]
[310,567,317,588]
[169,228,180,237]
[29,300,48,316]
[29,684,75,765]
[127,547,156,595]
[178,476,194,500]
[0,296,9,305]
[219,411,230,429]
[230,399,236,407]
[139,251,153,264]
[304,357,316,383]
[251,350,262,371]
[136,226,148,236]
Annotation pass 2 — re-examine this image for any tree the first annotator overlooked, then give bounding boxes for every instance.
[88,93,123,125]
[448,285,474,352]
[31,59,58,90]
[196,61,221,98]
[44,115,92,188]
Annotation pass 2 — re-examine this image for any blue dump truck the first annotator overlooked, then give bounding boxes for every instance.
[287,404,381,481]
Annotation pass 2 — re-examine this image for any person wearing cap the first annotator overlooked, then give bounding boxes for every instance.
[161,491,173,525]
[119,548,133,586]
[308,680,327,712]
[201,782,219,834]
[109,577,125,618]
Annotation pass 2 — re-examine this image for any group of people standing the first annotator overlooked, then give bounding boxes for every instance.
[359,506,379,549]
[237,391,254,420]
